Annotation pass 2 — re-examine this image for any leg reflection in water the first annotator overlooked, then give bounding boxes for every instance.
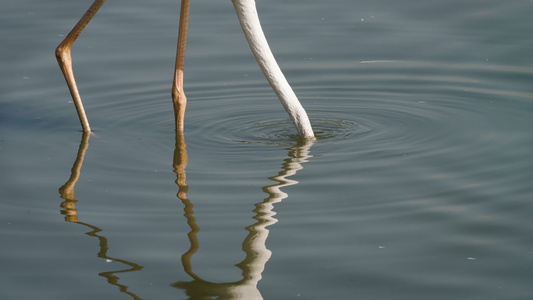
[172,130,314,299]
[58,132,144,300]
[58,130,314,299]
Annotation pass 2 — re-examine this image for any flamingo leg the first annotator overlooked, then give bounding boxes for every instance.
[172,0,191,132]
[56,0,107,132]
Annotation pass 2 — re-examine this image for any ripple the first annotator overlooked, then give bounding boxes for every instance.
[82,56,531,185]
[230,117,367,145]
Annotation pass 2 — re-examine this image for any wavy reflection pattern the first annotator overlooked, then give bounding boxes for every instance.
[58,132,144,300]
[173,130,314,299]
[59,131,313,299]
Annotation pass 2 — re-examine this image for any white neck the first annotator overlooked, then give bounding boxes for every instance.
[232,0,315,139]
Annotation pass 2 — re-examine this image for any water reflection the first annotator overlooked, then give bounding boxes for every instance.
[58,132,144,300]
[58,130,314,299]
[172,131,314,299]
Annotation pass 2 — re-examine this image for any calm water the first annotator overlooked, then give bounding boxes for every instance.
[1,0,532,299]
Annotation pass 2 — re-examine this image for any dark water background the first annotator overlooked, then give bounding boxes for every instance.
[1,0,532,299]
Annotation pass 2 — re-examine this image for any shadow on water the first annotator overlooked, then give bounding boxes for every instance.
[58,131,315,299]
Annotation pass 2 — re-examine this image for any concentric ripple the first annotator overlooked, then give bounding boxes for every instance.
[87,57,531,181]
[231,117,367,145]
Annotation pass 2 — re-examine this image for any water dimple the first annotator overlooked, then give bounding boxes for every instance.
[312,118,367,141]
[229,117,367,145]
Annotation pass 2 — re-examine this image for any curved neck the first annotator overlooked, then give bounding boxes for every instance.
[232,0,315,139]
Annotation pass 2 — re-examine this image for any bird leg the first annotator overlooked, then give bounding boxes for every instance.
[172,0,191,132]
[56,0,107,132]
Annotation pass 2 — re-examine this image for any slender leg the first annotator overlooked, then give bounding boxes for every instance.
[56,0,107,132]
[172,0,191,132]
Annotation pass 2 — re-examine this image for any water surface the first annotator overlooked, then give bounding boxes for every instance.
[1,0,532,299]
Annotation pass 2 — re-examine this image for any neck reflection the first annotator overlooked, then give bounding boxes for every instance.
[58,132,143,300]
[173,130,314,299]
[59,130,315,300]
